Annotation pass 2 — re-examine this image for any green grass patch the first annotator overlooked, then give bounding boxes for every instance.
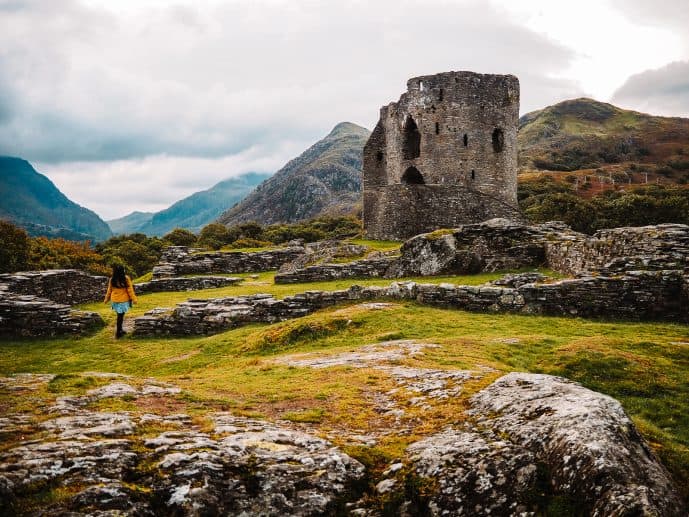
[2,269,689,505]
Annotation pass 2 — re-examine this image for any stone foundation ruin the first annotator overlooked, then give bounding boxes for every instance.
[363,71,522,240]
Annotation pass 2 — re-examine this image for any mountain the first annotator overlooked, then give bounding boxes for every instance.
[0,156,112,242]
[217,122,370,227]
[108,172,270,236]
[107,211,155,235]
[518,98,689,177]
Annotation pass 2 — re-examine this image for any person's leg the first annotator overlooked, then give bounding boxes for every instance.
[116,312,125,337]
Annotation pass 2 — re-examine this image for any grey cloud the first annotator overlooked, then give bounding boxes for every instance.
[0,0,581,165]
[610,0,689,30]
[612,61,689,117]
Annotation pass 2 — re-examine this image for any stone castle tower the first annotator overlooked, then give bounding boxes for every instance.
[362,71,522,240]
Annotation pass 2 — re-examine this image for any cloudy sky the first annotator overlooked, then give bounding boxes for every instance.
[1,0,688,220]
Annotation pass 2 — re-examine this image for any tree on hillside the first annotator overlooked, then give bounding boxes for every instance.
[163,228,198,247]
[0,220,30,273]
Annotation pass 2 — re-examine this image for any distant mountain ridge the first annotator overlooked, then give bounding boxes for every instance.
[108,172,270,236]
[0,156,112,242]
[217,122,370,227]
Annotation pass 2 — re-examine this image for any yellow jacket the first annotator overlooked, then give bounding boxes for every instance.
[104,276,138,304]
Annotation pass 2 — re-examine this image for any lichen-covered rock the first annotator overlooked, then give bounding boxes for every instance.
[0,408,365,516]
[394,373,684,516]
[469,373,684,516]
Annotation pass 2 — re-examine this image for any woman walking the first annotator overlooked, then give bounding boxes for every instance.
[104,264,138,338]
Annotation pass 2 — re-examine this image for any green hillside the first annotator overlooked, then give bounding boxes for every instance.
[518,98,689,176]
[0,156,112,242]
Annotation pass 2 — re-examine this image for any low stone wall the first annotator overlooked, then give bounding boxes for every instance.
[274,258,395,284]
[135,276,242,294]
[0,294,104,338]
[134,271,688,337]
[545,224,689,275]
[0,270,108,305]
[152,246,306,278]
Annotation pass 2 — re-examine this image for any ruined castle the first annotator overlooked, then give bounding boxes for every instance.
[363,71,522,240]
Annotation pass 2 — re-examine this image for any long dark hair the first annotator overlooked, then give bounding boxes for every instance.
[111,264,127,288]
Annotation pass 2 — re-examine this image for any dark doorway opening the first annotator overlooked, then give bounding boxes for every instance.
[402,116,421,160]
[402,166,425,185]
[463,133,468,147]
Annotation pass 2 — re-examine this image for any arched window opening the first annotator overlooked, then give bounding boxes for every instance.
[435,122,440,135]
[471,169,476,180]
[492,128,504,153]
[438,88,443,101]
[419,81,424,91]
[402,116,421,160]
[463,133,468,147]
[376,151,384,162]
[402,166,425,185]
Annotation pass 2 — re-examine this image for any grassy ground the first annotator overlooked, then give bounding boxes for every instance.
[1,269,688,503]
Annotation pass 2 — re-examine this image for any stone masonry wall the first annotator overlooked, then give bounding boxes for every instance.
[545,223,689,275]
[0,270,108,305]
[0,270,109,338]
[274,258,395,284]
[0,294,104,338]
[133,271,688,337]
[134,276,242,294]
[152,246,305,278]
[363,71,521,240]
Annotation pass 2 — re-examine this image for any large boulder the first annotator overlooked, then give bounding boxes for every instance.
[396,373,684,515]
[388,218,576,277]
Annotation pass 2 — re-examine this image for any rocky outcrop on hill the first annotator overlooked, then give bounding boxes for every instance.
[388,218,574,277]
[0,374,365,516]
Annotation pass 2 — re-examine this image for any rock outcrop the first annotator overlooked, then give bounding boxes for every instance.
[0,367,684,515]
[396,373,684,515]
[0,374,365,516]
